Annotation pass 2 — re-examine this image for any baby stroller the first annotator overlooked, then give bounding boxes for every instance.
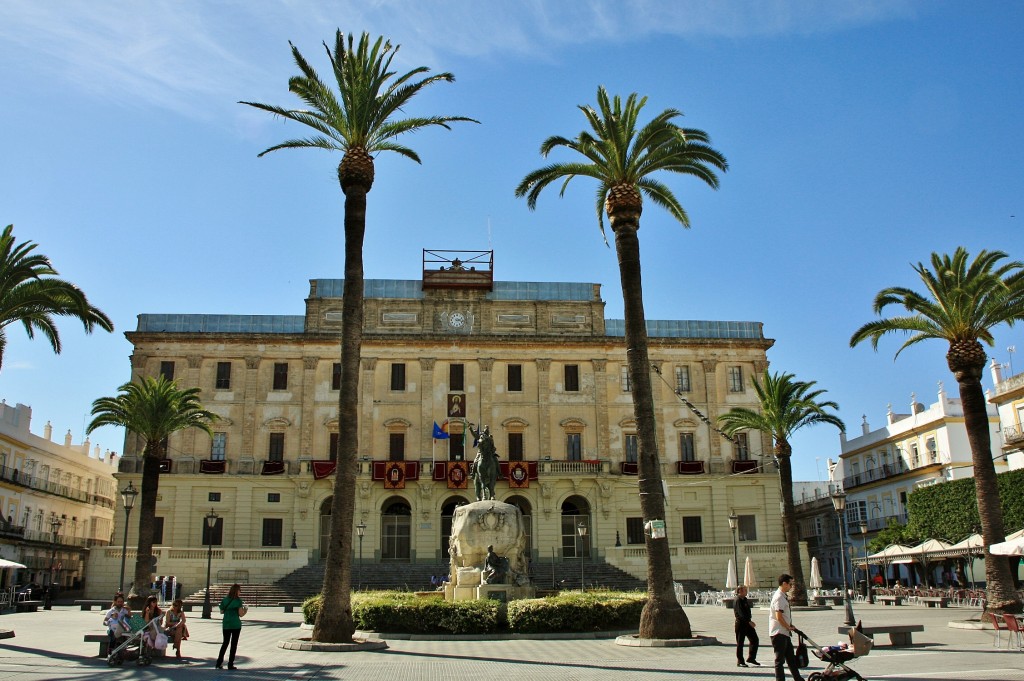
[107,615,164,667]
[795,624,873,681]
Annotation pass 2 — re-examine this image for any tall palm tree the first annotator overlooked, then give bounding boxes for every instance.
[0,224,113,372]
[88,376,218,603]
[851,247,1024,613]
[718,370,845,606]
[241,30,476,642]
[516,87,727,639]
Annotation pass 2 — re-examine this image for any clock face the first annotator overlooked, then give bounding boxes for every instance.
[449,312,466,328]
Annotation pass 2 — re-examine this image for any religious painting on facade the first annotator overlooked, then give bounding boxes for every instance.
[447,393,466,418]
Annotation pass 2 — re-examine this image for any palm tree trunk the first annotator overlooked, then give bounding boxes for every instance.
[312,181,367,642]
[612,222,689,639]
[957,373,1022,612]
[131,444,161,607]
[776,447,808,606]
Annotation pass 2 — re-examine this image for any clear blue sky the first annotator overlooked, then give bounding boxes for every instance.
[0,1,1020,482]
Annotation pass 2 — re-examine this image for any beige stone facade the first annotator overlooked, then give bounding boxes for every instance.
[89,257,799,596]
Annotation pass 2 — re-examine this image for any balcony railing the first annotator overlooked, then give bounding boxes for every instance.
[843,460,912,489]
[0,465,115,509]
[1003,425,1024,447]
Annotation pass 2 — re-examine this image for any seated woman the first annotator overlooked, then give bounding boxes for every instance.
[141,596,165,651]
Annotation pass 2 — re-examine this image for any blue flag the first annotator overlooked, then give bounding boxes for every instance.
[432,421,450,440]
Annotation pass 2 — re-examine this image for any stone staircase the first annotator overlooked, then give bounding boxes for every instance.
[186,560,715,604]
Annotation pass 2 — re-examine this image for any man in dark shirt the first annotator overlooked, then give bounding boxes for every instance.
[734,584,761,667]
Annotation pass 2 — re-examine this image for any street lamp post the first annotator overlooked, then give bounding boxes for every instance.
[859,521,872,604]
[44,516,63,610]
[831,491,857,626]
[728,513,740,591]
[118,482,139,595]
[577,522,587,592]
[202,509,219,619]
[356,522,366,590]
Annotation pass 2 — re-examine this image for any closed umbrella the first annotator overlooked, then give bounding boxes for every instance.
[810,557,822,591]
[726,558,737,589]
[743,556,757,588]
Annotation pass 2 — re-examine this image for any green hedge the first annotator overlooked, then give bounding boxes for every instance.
[302,590,646,634]
[907,467,1024,541]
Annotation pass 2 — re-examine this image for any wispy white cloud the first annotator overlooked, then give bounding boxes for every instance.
[0,0,917,119]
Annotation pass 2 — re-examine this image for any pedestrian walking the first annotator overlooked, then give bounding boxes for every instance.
[769,574,803,681]
[734,584,760,667]
[215,584,247,670]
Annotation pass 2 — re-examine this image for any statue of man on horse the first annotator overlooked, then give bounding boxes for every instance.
[468,423,499,501]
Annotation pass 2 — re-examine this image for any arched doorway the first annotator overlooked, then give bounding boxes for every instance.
[318,497,332,562]
[381,497,412,562]
[504,495,533,558]
[440,496,470,561]
[561,496,590,558]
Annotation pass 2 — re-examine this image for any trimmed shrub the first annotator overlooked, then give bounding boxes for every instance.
[507,590,645,634]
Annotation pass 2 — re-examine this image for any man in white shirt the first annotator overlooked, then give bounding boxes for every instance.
[769,573,803,681]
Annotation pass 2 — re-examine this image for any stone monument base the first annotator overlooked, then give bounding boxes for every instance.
[444,582,536,603]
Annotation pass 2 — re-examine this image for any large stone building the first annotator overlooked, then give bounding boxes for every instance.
[88,252,797,597]
[0,401,118,591]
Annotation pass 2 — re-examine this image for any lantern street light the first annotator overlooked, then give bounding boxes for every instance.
[118,482,139,595]
[202,509,219,619]
[831,491,857,626]
[859,521,873,604]
[577,522,588,592]
[44,516,63,610]
[728,513,740,591]
[356,521,366,590]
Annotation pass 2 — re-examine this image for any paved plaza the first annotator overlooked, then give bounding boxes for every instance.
[0,601,1020,680]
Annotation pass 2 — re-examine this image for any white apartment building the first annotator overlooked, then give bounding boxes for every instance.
[989,358,1024,471]
[0,401,119,591]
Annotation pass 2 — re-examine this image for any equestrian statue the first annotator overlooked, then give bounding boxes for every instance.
[468,423,499,501]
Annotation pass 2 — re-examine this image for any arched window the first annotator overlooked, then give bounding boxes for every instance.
[561,496,590,558]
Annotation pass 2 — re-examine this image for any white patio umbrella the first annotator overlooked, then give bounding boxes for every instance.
[809,557,822,589]
[726,558,738,589]
[0,558,26,569]
[743,556,757,588]
[989,534,1024,556]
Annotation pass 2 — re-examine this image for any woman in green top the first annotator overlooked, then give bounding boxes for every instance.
[215,583,245,669]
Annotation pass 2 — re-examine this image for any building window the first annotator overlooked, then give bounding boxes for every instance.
[450,363,464,392]
[566,432,582,461]
[268,493,281,503]
[675,366,691,393]
[211,433,227,461]
[679,433,695,462]
[269,433,285,461]
[202,516,224,546]
[728,366,744,392]
[262,518,283,547]
[152,517,164,545]
[390,363,406,391]
[389,433,405,461]
[734,432,750,461]
[448,425,465,461]
[624,434,638,463]
[508,364,523,392]
[564,364,580,392]
[215,361,231,390]
[160,361,175,381]
[329,433,339,462]
[738,514,757,541]
[273,362,289,390]
[508,433,524,461]
[209,492,221,503]
[332,362,341,391]
[626,517,645,544]
[620,365,631,392]
[682,516,703,543]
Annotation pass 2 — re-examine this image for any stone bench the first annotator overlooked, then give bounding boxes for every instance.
[814,595,845,606]
[15,600,42,613]
[279,601,302,613]
[838,624,923,647]
[918,596,948,608]
[84,633,109,657]
[75,600,110,611]
[877,595,904,606]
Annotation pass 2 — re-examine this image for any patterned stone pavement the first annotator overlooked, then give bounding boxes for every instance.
[0,601,1021,680]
